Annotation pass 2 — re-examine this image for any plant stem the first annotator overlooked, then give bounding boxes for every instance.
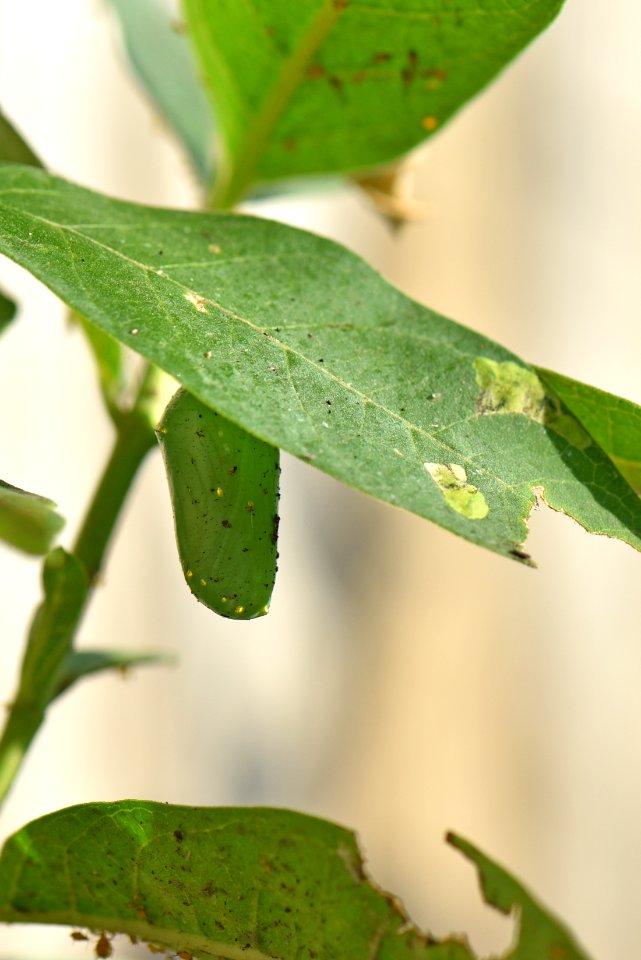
[73,390,157,585]
[0,367,158,811]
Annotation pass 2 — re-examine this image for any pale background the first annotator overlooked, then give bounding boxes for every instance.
[1,1,641,959]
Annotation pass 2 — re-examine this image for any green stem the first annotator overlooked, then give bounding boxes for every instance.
[0,368,158,810]
[73,380,157,584]
[0,706,42,807]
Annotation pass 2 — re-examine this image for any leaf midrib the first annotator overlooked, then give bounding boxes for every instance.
[5,203,510,476]
[210,0,345,205]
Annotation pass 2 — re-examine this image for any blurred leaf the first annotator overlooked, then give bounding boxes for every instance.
[0,108,41,167]
[18,548,88,711]
[0,287,16,334]
[53,649,172,700]
[448,833,591,959]
[182,0,565,204]
[0,801,591,959]
[538,368,641,496]
[158,388,279,619]
[0,479,64,556]
[1,166,641,563]
[72,310,127,417]
[108,0,214,183]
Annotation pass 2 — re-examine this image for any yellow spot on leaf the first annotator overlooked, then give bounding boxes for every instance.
[474,358,591,448]
[184,291,208,313]
[234,605,245,615]
[421,115,439,131]
[475,358,546,419]
[208,244,222,254]
[216,487,223,497]
[424,462,489,520]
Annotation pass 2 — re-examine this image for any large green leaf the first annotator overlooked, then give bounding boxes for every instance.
[158,388,280,619]
[1,164,640,563]
[108,0,214,183]
[0,479,65,556]
[182,0,565,204]
[0,801,591,959]
[538,368,641,497]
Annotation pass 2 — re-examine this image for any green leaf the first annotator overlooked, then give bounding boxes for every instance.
[0,478,65,556]
[0,801,591,960]
[0,108,42,167]
[17,548,88,711]
[182,0,565,204]
[538,368,641,497]
[108,0,214,183]
[447,833,591,959]
[1,165,640,563]
[0,286,16,334]
[158,388,280,619]
[52,649,172,700]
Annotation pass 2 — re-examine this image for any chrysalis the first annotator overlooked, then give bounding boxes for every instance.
[157,388,280,619]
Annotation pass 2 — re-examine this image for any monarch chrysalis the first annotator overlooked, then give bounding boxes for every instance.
[157,388,280,620]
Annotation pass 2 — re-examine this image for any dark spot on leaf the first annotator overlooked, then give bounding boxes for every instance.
[95,934,112,959]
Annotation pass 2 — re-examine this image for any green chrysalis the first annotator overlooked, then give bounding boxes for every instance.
[157,388,280,619]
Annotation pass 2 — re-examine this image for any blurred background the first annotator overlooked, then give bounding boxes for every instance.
[1,1,641,958]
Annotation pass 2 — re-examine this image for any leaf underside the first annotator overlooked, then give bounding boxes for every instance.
[158,388,280,619]
[0,165,640,562]
[538,368,641,497]
[182,0,565,198]
[108,0,214,183]
[0,801,591,960]
[0,478,65,556]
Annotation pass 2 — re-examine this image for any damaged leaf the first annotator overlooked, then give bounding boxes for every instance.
[0,801,591,960]
[0,166,640,563]
[182,0,566,204]
[424,462,489,521]
[448,833,592,959]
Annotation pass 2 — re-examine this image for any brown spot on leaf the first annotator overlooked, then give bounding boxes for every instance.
[95,934,112,959]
